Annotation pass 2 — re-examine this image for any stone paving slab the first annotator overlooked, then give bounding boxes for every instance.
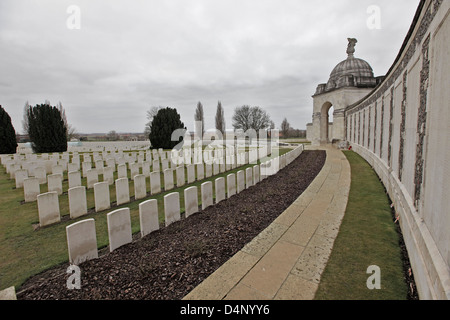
[183,146,351,300]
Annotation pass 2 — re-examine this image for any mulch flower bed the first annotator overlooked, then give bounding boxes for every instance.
[17,150,326,300]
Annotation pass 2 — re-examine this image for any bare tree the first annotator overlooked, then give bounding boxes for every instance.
[57,101,77,140]
[232,105,271,134]
[215,101,226,136]
[144,106,162,137]
[107,130,118,141]
[194,101,205,139]
[281,117,290,138]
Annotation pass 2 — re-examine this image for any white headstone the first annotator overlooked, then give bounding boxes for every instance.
[213,162,220,175]
[68,162,79,173]
[197,163,204,180]
[164,169,174,191]
[107,208,132,252]
[187,164,195,184]
[253,165,260,185]
[134,174,147,200]
[237,170,245,193]
[86,169,98,189]
[34,166,46,184]
[150,171,161,195]
[215,177,226,204]
[184,186,199,218]
[161,159,169,171]
[82,162,92,178]
[68,171,82,189]
[130,162,140,180]
[152,159,160,172]
[245,167,253,188]
[142,162,151,177]
[52,165,64,176]
[103,166,114,185]
[139,199,159,238]
[164,192,180,227]
[66,218,98,265]
[117,164,127,179]
[15,169,28,189]
[24,177,40,202]
[37,191,60,227]
[115,178,130,206]
[68,186,88,219]
[201,181,213,210]
[176,166,185,187]
[94,182,111,212]
[205,163,212,178]
[47,174,63,195]
[227,173,236,198]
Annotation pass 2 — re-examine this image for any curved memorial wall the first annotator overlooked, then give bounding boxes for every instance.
[345,0,449,300]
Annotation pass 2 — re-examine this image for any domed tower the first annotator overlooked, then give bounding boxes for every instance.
[307,38,383,146]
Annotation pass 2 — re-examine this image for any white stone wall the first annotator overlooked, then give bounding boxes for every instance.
[345,0,450,300]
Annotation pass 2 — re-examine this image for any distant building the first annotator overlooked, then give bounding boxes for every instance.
[306,38,384,146]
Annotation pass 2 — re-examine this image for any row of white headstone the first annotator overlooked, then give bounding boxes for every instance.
[33,147,279,227]
[15,141,151,155]
[65,145,304,265]
[3,146,266,203]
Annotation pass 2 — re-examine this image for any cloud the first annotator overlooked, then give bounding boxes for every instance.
[0,0,420,134]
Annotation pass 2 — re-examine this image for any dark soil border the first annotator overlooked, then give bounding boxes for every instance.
[17,150,326,300]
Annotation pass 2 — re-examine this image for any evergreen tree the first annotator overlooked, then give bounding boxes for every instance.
[149,107,186,150]
[0,105,18,154]
[27,103,68,153]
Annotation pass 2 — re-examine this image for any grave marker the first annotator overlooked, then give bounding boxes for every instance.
[150,171,161,194]
[37,192,60,227]
[201,181,213,210]
[164,192,180,227]
[215,177,226,204]
[139,199,159,238]
[68,186,87,219]
[66,218,98,265]
[134,174,147,200]
[184,186,199,218]
[107,208,132,252]
[94,182,111,212]
[24,177,40,202]
[227,173,236,198]
[115,178,130,206]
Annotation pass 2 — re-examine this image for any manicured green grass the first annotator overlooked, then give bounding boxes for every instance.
[314,151,407,300]
[0,148,290,291]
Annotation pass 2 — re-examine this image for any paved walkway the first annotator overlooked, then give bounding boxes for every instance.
[183,145,351,300]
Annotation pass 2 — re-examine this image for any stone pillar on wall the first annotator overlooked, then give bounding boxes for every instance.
[332,109,346,142]
[311,112,321,146]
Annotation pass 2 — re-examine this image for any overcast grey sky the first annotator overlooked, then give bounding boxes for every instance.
[0,0,420,134]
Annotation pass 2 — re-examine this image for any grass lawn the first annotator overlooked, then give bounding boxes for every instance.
[0,148,290,291]
[314,151,408,300]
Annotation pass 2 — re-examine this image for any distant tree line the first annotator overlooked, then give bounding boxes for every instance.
[144,102,306,149]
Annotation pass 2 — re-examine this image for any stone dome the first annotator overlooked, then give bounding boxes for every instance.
[314,38,380,95]
[324,55,377,91]
[328,57,375,83]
